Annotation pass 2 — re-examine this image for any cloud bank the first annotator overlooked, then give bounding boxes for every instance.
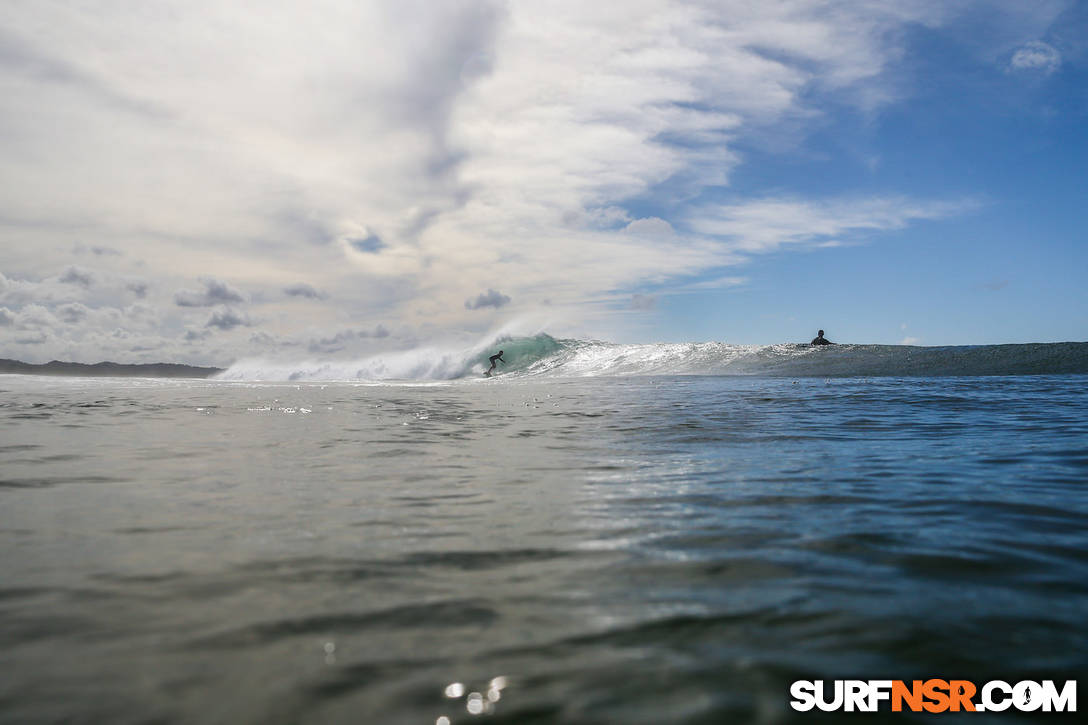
[0,0,1066,363]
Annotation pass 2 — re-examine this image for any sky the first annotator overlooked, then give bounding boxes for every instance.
[0,0,1085,365]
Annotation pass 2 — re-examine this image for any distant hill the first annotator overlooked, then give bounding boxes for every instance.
[0,358,224,378]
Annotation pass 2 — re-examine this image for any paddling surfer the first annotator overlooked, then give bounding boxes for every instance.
[811,330,834,345]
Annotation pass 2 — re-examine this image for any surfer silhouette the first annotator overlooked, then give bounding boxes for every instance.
[485,350,505,376]
[811,330,834,345]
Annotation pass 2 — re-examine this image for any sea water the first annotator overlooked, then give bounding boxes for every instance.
[1,365,1087,723]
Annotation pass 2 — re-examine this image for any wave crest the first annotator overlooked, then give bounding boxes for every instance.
[217,336,1088,381]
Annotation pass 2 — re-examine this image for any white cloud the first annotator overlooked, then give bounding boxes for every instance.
[12,304,61,331]
[673,275,748,293]
[56,302,90,324]
[687,196,975,253]
[205,308,251,331]
[125,280,149,298]
[465,288,512,310]
[0,1,1024,361]
[624,218,676,239]
[13,329,51,346]
[307,324,392,353]
[184,329,211,342]
[249,331,277,346]
[284,283,326,300]
[174,278,246,307]
[1009,41,1061,74]
[58,266,94,287]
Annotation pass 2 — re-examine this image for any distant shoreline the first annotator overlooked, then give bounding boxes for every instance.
[0,358,223,379]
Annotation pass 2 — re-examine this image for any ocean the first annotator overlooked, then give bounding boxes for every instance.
[2,338,1087,723]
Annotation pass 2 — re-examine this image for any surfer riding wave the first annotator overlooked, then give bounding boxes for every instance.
[485,350,505,377]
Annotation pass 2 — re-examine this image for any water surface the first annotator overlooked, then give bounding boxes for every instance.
[1,374,1086,723]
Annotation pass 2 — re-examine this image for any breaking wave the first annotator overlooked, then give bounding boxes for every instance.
[216,335,1088,382]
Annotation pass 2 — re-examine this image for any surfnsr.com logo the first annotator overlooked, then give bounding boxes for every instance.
[790,679,1076,713]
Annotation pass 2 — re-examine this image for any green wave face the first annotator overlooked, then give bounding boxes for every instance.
[471,334,568,374]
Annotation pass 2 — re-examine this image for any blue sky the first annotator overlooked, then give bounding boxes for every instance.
[0,1,1085,364]
[626,3,1088,345]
